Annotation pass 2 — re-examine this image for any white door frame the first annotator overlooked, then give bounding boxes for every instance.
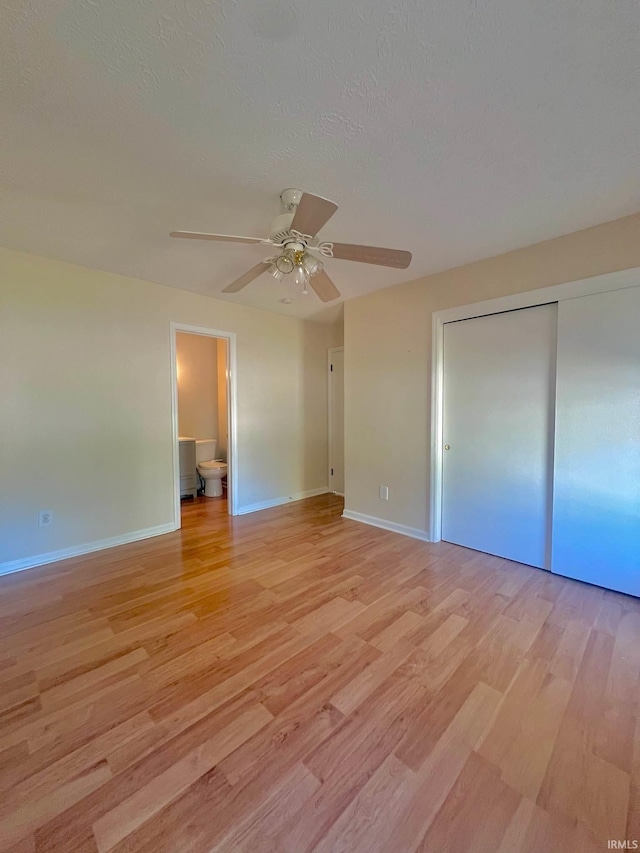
[328,346,344,496]
[170,322,239,526]
[429,266,640,542]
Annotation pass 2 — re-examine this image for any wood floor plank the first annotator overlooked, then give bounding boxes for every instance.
[478,663,572,800]
[537,628,630,842]
[0,761,111,852]
[498,796,602,853]
[329,640,414,716]
[214,762,320,852]
[313,681,502,853]
[0,711,153,802]
[0,494,635,852]
[91,703,272,852]
[416,751,521,852]
[281,678,429,853]
[368,609,423,652]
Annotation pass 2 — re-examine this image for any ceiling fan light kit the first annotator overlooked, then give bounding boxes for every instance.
[266,243,325,295]
[274,253,294,275]
[170,189,412,303]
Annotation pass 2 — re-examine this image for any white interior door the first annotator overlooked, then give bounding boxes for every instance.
[442,304,557,568]
[552,286,640,596]
[329,348,344,495]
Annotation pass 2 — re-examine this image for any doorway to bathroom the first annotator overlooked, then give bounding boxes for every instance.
[170,323,238,526]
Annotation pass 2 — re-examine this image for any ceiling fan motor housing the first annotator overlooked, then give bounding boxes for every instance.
[269,211,297,241]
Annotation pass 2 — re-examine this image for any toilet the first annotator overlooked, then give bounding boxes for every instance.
[195,439,227,498]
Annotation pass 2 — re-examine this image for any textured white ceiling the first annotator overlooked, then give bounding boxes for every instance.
[1,0,639,320]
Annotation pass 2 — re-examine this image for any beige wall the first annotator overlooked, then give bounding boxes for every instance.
[176,332,218,441]
[344,213,640,534]
[328,309,344,348]
[216,338,228,462]
[0,248,339,567]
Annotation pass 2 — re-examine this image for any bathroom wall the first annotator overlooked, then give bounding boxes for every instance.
[216,338,228,462]
[176,332,218,441]
[0,247,340,570]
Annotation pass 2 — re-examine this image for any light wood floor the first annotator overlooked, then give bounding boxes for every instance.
[1,494,639,852]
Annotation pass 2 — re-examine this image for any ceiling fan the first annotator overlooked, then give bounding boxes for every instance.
[170,189,412,303]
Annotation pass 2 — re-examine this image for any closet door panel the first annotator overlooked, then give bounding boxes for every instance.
[442,304,557,568]
[552,286,640,596]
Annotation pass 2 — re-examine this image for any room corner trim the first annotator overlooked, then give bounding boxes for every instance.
[0,522,178,577]
[342,509,431,542]
[236,487,331,516]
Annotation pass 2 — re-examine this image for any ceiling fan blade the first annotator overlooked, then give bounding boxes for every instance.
[330,243,412,269]
[290,193,338,238]
[170,231,263,244]
[221,262,268,293]
[310,269,341,303]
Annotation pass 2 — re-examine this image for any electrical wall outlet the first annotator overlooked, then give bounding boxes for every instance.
[38,510,53,527]
[379,485,389,501]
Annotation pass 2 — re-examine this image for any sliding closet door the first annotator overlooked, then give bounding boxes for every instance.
[442,304,557,568]
[552,286,640,596]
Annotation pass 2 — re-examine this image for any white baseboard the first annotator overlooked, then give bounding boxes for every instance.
[341,509,431,542]
[0,522,178,577]
[236,487,331,516]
